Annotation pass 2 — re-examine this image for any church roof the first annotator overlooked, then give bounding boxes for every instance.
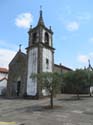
[9,50,27,66]
[37,9,45,26]
[28,9,53,34]
[37,9,53,34]
[54,64,72,71]
[0,68,8,73]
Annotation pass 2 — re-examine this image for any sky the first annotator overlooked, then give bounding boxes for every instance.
[0,0,93,70]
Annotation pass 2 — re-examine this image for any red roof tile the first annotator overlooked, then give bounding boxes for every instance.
[0,68,8,73]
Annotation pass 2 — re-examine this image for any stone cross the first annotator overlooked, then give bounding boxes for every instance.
[19,44,22,51]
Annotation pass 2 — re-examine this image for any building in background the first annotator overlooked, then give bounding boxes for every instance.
[0,68,8,95]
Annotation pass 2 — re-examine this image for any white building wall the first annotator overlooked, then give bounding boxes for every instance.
[0,73,8,95]
[0,79,7,95]
[42,48,52,72]
[27,48,38,96]
[0,73,8,79]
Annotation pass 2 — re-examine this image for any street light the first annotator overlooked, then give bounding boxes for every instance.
[88,59,92,96]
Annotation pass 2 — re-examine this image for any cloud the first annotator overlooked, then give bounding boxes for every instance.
[0,48,16,68]
[15,13,33,28]
[66,21,79,31]
[59,9,91,32]
[77,55,88,63]
[77,52,93,64]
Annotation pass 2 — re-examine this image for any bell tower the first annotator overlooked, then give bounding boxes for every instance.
[26,8,55,97]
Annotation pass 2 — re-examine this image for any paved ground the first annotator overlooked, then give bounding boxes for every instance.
[0,94,93,125]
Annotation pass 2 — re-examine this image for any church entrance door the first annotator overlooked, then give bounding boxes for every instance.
[16,81,21,96]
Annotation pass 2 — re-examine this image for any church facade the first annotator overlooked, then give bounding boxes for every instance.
[7,9,72,98]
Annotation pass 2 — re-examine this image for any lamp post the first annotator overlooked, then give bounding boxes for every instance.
[88,59,91,96]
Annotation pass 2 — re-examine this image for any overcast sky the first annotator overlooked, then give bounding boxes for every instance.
[0,0,93,69]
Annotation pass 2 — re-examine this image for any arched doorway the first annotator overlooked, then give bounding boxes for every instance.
[16,81,21,96]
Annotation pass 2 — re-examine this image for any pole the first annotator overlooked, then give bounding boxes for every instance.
[88,59,91,96]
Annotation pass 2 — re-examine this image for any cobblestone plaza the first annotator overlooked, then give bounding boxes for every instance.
[0,94,93,125]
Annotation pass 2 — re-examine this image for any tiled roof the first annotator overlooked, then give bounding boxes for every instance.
[9,51,26,66]
[0,68,8,73]
[54,64,72,71]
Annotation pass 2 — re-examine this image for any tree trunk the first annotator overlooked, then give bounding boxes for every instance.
[90,92,92,97]
[76,88,80,100]
[50,90,53,109]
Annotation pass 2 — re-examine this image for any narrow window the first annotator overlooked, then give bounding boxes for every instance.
[16,81,21,96]
[32,32,37,44]
[45,32,49,45]
[46,58,49,69]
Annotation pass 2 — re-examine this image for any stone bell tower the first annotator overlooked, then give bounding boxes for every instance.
[26,9,55,97]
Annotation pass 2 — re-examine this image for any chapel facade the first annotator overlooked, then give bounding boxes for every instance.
[7,9,72,98]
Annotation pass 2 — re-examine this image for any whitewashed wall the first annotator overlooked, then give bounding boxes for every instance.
[0,73,7,79]
[0,73,8,95]
[90,86,93,94]
[27,48,38,96]
[42,48,53,96]
[0,79,7,95]
[42,48,52,72]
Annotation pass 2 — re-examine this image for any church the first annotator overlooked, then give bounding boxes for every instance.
[7,9,72,98]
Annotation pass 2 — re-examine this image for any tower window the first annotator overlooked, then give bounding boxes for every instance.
[45,32,49,45]
[32,32,37,44]
[46,58,49,69]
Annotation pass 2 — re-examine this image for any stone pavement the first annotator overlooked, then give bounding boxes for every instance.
[0,94,93,125]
